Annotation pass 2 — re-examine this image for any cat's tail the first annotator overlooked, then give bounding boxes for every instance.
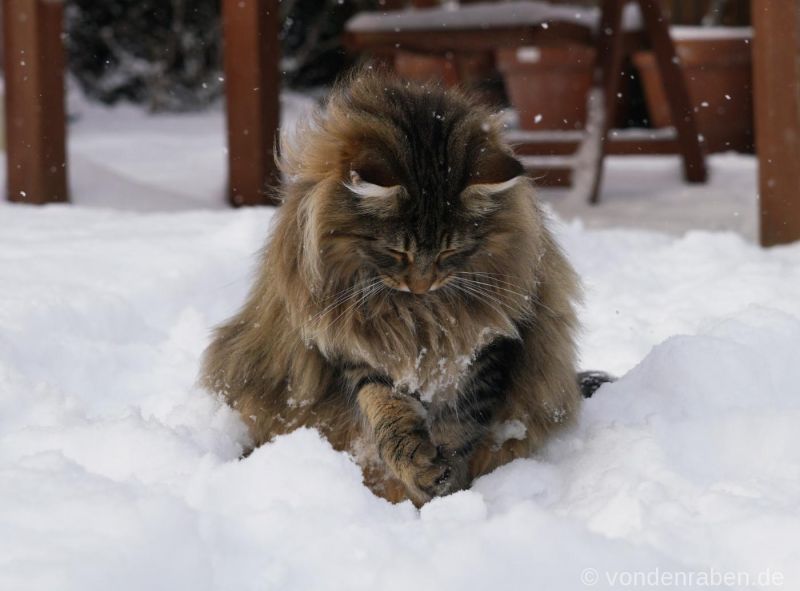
[577,371,615,398]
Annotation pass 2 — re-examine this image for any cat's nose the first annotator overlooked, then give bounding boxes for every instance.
[407,274,434,294]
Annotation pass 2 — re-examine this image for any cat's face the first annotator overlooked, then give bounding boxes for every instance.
[328,80,525,295]
[345,165,522,294]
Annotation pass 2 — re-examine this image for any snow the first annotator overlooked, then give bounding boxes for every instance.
[1,95,799,590]
[541,152,759,242]
[347,1,642,33]
[670,26,753,40]
[61,87,316,211]
[347,3,745,46]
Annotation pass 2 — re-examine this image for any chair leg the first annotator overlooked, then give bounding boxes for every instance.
[636,0,707,183]
[588,0,627,204]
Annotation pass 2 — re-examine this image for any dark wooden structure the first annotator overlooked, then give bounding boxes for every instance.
[2,0,68,204]
[345,0,708,203]
[1,0,798,246]
[588,0,707,202]
[751,0,800,247]
[222,0,281,206]
[1,0,281,208]
[668,0,750,26]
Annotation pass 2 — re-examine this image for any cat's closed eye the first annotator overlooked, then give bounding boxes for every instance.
[381,246,466,268]
[385,248,411,263]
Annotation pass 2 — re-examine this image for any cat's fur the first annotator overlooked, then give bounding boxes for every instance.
[201,71,582,504]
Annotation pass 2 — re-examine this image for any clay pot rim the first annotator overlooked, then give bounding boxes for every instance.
[496,45,596,73]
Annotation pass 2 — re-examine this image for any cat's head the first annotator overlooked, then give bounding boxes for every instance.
[281,70,543,304]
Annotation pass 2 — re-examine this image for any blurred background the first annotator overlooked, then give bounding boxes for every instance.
[0,0,797,245]
[2,0,752,110]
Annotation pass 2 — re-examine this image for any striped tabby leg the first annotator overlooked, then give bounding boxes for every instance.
[357,383,457,504]
[431,336,517,466]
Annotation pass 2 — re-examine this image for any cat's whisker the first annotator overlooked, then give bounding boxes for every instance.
[328,281,386,330]
[344,283,387,329]
[462,290,513,316]
[455,271,528,293]
[456,272,534,297]
[329,283,380,327]
[439,284,461,312]
[325,278,383,308]
[320,280,368,307]
[449,279,513,319]
[373,284,394,318]
[312,288,362,322]
[454,275,530,300]
[457,277,525,294]
[451,277,512,305]
[450,285,509,322]
[312,278,384,323]
[454,274,551,320]
[455,279,528,318]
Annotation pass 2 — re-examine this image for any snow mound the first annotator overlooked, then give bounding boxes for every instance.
[1,204,799,590]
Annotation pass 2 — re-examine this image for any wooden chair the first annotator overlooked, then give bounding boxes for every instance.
[345,0,708,202]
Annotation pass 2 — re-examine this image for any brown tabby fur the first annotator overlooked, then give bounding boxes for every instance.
[201,70,582,505]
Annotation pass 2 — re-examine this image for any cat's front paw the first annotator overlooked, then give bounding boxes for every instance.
[405,440,469,503]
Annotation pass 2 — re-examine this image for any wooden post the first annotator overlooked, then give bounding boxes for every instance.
[589,0,707,203]
[222,0,281,206]
[752,0,800,247]
[3,0,68,204]
[637,0,707,184]
[588,0,626,204]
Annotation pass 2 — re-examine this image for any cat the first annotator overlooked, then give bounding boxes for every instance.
[201,70,587,505]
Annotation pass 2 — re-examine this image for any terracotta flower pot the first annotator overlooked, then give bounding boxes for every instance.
[633,27,754,153]
[395,50,497,84]
[394,52,461,87]
[496,45,595,131]
[393,51,503,104]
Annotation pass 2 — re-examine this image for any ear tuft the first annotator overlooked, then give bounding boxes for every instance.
[461,149,525,216]
[345,170,402,200]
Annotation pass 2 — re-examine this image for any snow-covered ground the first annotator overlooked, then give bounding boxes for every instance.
[61,91,759,239]
[1,96,798,590]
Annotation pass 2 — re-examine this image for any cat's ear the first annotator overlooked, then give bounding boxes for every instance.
[350,158,400,188]
[344,159,404,215]
[470,149,524,186]
[345,169,402,199]
[461,149,525,215]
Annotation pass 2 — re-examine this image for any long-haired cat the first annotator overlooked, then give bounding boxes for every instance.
[202,71,585,505]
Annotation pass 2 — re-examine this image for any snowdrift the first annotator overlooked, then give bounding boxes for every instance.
[1,205,799,590]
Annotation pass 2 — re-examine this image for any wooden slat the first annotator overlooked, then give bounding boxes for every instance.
[607,131,680,155]
[3,0,68,204]
[222,0,281,206]
[509,128,681,157]
[752,0,800,247]
[343,24,593,55]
